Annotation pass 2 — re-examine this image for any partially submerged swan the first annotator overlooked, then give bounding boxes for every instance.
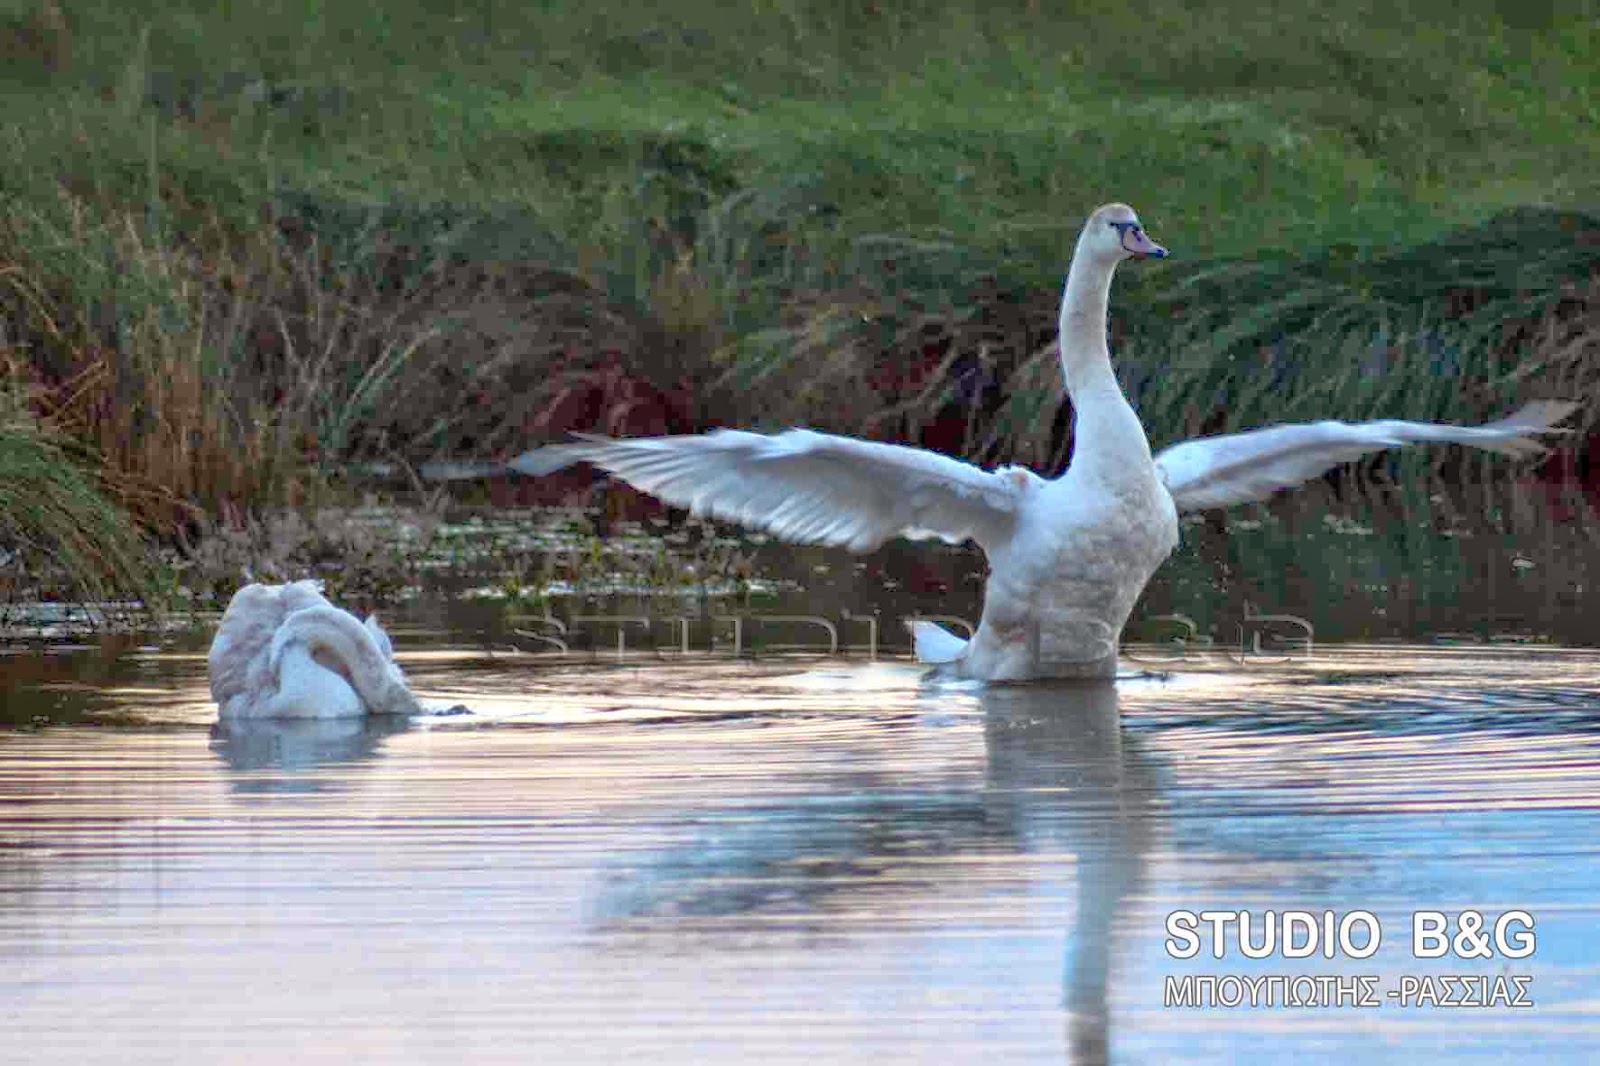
[508,204,1576,681]
[209,580,423,718]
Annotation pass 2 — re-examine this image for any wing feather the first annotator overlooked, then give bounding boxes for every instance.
[508,428,1031,551]
[1156,401,1578,512]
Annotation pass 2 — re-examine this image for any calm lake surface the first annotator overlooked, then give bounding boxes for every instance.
[5,635,1600,1064]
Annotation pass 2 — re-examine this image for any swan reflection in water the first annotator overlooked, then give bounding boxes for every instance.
[598,676,1158,1065]
[208,715,412,791]
[980,682,1156,1065]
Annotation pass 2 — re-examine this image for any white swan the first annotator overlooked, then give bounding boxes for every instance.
[208,580,423,718]
[508,203,1577,681]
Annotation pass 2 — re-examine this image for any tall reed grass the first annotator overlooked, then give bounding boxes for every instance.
[0,374,150,605]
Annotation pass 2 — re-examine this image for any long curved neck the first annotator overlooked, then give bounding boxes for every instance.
[276,643,362,716]
[1058,240,1120,399]
[1057,240,1156,479]
[270,607,410,713]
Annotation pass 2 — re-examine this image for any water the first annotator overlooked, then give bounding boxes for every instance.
[5,641,1600,1064]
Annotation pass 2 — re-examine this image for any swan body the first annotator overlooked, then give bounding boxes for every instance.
[507,204,1576,681]
[209,580,423,718]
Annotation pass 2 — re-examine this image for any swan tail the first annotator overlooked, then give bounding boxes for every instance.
[908,620,969,664]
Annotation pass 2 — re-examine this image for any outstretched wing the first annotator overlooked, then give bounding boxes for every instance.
[1155,401,1578,513]
[508,428,1037,552]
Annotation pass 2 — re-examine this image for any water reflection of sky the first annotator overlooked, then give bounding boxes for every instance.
[2,648,1600,1062]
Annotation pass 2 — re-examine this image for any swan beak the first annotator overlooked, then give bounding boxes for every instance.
[1124,229,1168,259]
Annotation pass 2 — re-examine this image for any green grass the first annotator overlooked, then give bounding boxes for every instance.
[0,377,153,604]
[19,0,1590,259]
[0,0,1597,545]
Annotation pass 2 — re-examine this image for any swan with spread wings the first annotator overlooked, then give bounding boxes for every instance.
[502,204,1576,681]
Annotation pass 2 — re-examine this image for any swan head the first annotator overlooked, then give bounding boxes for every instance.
[1081,203,1167,263]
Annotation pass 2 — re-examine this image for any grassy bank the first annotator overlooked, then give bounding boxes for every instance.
[1,0,1598,598]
